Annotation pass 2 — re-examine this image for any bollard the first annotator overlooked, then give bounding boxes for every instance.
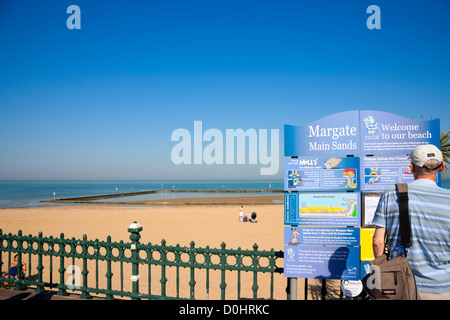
[128,221,143,300]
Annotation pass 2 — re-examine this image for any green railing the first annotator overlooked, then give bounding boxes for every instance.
[0,222,284,300]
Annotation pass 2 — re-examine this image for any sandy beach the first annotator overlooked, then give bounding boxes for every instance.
[0,203,284,251]
[0,199,342,300]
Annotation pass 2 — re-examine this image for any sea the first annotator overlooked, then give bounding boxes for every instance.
[0,180,284,209]
[0,179,449,209]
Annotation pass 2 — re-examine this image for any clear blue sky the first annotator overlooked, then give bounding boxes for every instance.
[0,0,449,180]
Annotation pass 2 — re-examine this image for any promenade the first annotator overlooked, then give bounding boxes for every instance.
[0,288,87,300]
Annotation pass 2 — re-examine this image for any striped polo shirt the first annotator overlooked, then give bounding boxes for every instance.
[372,179,450,294]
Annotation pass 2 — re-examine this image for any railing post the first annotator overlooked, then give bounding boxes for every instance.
[160,239,167,298]
[80,234,91,299]
[128,221,143,300]
[14,230,26,291]
[35,232,46,293]
[57,233,69,296]
[219,242,227,300]
[105,236,114,300]
[252,243,259,300]
[189,241,196,299]
[321,279,328,300]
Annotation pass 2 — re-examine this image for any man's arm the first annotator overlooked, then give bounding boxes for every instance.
[372,226,386,258]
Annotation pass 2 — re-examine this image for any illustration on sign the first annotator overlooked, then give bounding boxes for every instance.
[285,157,360,191]
[284,192,360,226]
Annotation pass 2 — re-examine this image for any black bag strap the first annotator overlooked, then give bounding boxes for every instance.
[396,183,412,249]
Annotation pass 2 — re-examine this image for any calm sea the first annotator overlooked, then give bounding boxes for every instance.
[0,179,448,209]
[0,180,284,209]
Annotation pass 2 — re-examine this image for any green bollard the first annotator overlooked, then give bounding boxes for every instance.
[128,221,143,300]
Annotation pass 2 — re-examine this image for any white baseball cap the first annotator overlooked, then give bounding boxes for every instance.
[410,144,443,169]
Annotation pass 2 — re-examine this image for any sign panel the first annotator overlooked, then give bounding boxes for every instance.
[361,156,415,191]
[284,245,360,280]
[284,227,360,246]
[284,110,360,157]
[341,280,363,297]
[360,110,440,155]
[360,228,375,262]
[284,110,440,157]
[285,157,360,191]
[284,192,360,226]
[361,192,382,227]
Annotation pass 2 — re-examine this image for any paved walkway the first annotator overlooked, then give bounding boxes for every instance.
[0,288,91,300]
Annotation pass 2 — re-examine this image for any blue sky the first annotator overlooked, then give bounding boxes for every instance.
[0,0,449,180]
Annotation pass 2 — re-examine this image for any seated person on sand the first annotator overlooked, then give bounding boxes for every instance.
[249,212,258,223]
[2,254,27,283]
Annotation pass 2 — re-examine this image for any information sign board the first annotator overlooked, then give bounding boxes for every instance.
[283,110,440,283]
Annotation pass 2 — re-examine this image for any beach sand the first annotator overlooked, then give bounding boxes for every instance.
[0,199,341,300]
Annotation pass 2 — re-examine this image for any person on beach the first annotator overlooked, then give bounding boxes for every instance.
[239,205,244,222]
[372,144,450,300]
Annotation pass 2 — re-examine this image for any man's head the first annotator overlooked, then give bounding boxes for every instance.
[410,144,445,179]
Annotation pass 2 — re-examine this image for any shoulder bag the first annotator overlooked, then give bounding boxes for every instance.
[363,183,419,300]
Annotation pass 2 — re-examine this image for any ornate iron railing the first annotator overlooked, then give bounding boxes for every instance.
[0,222,284,300]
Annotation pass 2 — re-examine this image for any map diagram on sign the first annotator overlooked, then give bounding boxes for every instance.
[299,193,358,218]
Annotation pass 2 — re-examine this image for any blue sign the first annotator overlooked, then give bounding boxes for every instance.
[282,110,441,281]
[284,110,360,157]
[285,157,360,191]
[284,192,360,226]
[361,156,417,191]
[284,110,440,157]
[284,245,360,280]
[360,110,440,155]
[284,227,360,246]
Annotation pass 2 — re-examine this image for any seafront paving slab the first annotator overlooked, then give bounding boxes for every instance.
[0,288,89,300]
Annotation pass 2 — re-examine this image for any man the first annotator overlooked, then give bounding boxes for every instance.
[372,144,450,300]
